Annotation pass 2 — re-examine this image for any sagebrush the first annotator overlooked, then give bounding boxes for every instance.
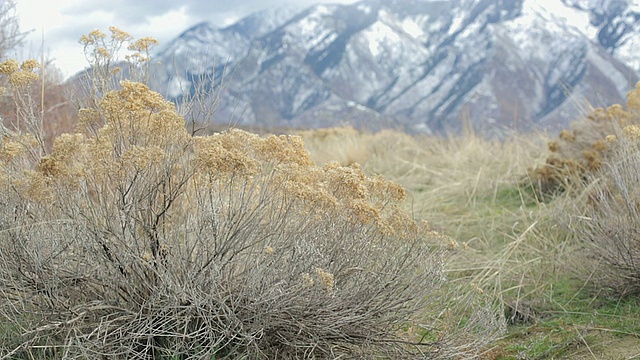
[529,82,640,196]
[0,28,504,359]
[572,125,640,298]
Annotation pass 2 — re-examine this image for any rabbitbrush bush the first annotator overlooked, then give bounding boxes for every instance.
[529,82,640,197]
[526,82,640,298]
[0,28,503,359]
[573,124,640,298]
[0,80,501,359]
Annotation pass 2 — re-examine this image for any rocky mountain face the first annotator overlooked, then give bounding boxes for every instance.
[148,0,640,135]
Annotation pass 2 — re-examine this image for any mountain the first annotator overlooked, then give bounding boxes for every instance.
[148,0,640,135]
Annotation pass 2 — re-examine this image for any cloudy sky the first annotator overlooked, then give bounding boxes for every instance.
[15,0,359,78]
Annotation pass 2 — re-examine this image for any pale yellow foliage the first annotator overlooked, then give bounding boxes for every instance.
[128,37,158,52]
[20,59,40,71]
[192,131,260,178]
[301,273,314,287]
[94,80,189,148]
[15,170,52,202]
[2,78,429,265]
[0,134,37,162]
[258,134,313,166]
[121,145,165,170]
[96,47,110,58]
[7,81,190,202]
[315,267,335,293]
[8,71,38,87]
[623,125,640,140]
[0,59,39,87]
[0,59,19,74]
[109,26,132,42]
[78,108,102,129]
[38,133,86,178]
[626,81,640,112]
[89,29,106,39]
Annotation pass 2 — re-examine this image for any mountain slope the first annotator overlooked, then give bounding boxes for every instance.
[149,0,640,135]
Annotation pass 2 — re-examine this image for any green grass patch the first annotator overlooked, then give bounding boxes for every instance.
[497,277,640,359]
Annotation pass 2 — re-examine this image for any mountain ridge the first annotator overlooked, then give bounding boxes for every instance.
[147,0,640,135]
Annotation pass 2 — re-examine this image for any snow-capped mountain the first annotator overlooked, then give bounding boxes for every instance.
[148,0,640,135]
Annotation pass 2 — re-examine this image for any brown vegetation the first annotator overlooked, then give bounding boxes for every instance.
[530,83,640,196]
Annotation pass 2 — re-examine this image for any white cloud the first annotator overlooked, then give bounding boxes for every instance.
[14,0,360,79]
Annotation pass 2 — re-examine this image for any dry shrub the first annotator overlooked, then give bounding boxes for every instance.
[0,58,78,153]
[572,126,640,298]
[0,30,504,358]
[0,59,47,154]
[529,83,640,196]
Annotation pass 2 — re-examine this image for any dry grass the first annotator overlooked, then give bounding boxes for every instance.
[301,117,640,357]
[301,125,577,320]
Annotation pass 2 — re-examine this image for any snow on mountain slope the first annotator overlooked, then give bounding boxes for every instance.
[604,5,640,71]
[562,0,640,71]
[528,0,598,37]
[146,0,640,135]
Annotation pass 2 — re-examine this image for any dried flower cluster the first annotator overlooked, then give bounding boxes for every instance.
[530,82,640,195]
[191,127,420,236]
[623,124,640,140]
[0,58,39,87]
[126,36,159,64]
[79,27,158,99]
[0,133,37,162]
[4,76,441,259]
[315,267,335,292]
[23,81,187,197]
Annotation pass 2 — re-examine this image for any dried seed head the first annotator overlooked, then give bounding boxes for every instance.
[302,273,314,288]
[315,267,335,293]
[0,59,19,74]
[623,125,640,140]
